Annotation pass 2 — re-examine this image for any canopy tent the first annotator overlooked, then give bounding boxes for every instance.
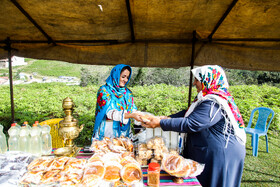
[1,0,280,122]
[1,0,280,71]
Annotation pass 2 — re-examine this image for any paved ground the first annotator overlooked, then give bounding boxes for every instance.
[0,73,80,86]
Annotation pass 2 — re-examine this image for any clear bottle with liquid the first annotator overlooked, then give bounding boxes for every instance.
[23,121,32,131]
[0,124,8,153]
[19,124,30,153]
[14,122,21,130]
[41,124,52,155]
[8,123,20,151]
[30,123,42,156]
[35,121,42,130]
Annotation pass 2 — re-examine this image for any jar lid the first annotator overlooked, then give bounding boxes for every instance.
[148,162,160,171]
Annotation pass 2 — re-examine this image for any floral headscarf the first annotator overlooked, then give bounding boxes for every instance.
[194,65,245,128]
[93,64,136,140]
[186,65,246,145]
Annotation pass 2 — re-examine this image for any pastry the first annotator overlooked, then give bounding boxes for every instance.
[120,156,137,166]
[27,157,53,171]
[20,170,44,184]
[162,154,184,174]
[121,163,142,184]
[84,162,105,178]
[47,156,69,170]
[172,162,191,177]
[103,161,122,182]
[81,174,102,187]
[40,169,61,184]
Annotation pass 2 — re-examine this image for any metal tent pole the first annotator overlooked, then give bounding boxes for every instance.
[5,37,15,122]
[188,31,197,107]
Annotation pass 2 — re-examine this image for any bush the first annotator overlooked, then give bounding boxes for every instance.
[130,67,190,86]
[0,83,279,146]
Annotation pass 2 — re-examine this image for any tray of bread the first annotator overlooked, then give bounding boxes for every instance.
[19,136,142,186]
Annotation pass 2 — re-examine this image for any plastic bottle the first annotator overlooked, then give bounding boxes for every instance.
[0,124,8,153]
[14,122,21,130]
[19,124,30,153]
[35,121,42,129]
[23,121,32,131]
[8,123,20,151]
[41,124,52,155]
[30,123,42,156]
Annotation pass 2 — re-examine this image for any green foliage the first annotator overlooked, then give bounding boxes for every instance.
[80,67,98,87]
[80,67,111,86]
[0,83,279,146]
[0,69,8,75]
[225,69,280,87]
[130,67,190,86]
[230,85,280,132]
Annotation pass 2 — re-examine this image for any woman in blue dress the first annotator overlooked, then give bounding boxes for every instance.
[92,64,143,141]
[142,65,246,187]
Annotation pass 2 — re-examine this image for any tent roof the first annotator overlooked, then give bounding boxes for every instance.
[1,0,280,71]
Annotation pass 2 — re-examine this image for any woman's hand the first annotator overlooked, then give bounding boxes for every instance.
[159,116,170,119]
[141,116,161,128]
[125,112,144,121]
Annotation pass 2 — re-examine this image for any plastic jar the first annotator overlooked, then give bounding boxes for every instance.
[148,162,160,187]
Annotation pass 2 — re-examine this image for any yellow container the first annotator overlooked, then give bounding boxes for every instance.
[39,118,64,148]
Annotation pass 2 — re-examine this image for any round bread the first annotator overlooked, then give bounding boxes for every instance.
[162,154,184,174]
[121,163,142,184]
[81,174,101,186]
[103,162,122,182]
[120,156,137,166]
[171,162,191,177]
[84,163,105,178]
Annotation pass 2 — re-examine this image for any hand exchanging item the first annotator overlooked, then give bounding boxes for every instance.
[141,115,161,128]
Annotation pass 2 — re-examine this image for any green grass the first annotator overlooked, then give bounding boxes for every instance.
[20,59,111,78]
[20,60,83,77]
[242,133,280,186]
[1,58,111,78]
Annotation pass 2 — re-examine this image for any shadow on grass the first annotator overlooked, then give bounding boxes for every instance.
[242,180,280,184]
[243,168,280,179]
[267,140,280,149]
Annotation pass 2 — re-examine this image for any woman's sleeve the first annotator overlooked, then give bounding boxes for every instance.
[107,109,129,124]
[160,100,223,133]
[105,89,135,125]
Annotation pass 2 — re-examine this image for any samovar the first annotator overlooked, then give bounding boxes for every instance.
[54,97,84,157]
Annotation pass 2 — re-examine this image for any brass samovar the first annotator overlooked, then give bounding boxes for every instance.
[54,97,84,157]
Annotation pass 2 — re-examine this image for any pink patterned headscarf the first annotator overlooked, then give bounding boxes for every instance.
[192,65,245,129]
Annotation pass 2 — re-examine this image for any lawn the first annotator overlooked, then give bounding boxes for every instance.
[242,133,280,186]
[0,58,111,78]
